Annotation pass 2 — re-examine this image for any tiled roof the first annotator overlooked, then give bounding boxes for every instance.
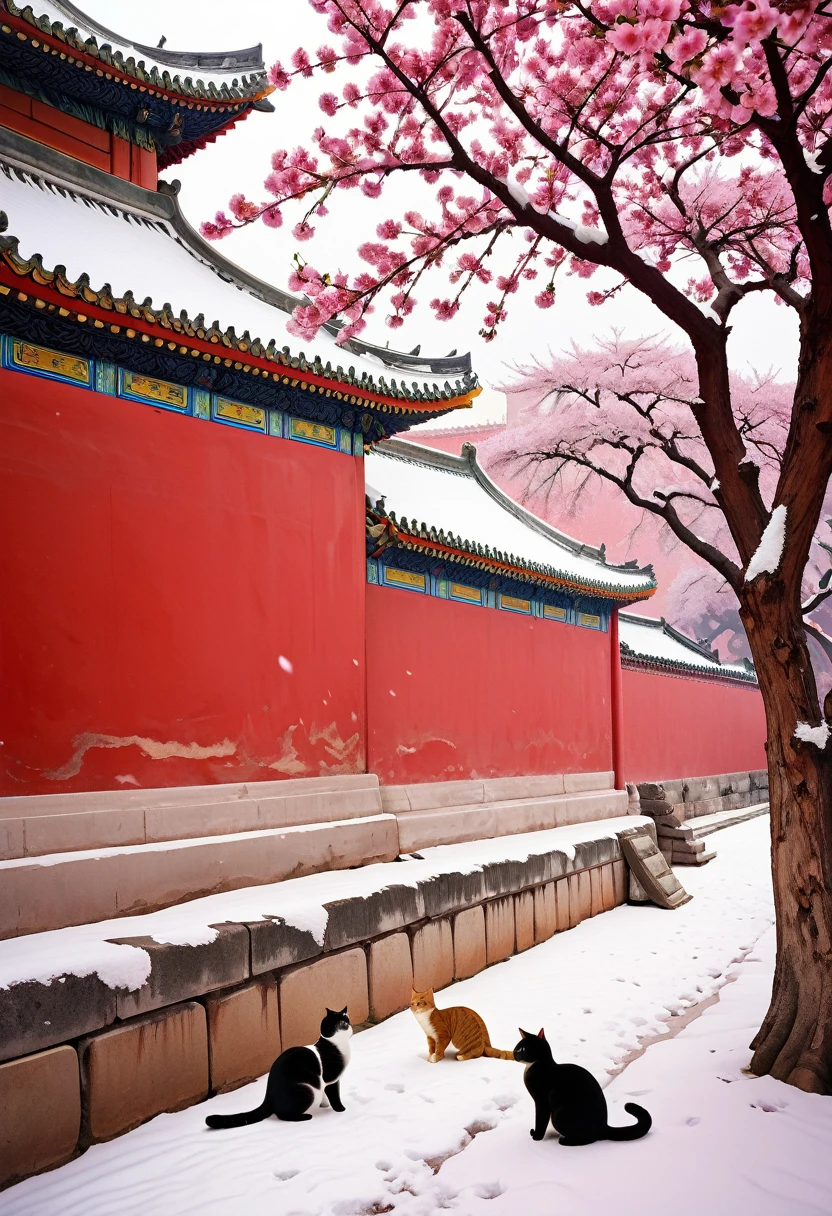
[2,1,270,102]
[0,154,480,419]
[366,440,657,603]
[619,613,758,684]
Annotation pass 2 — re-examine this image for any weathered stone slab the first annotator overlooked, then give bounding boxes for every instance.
[0,817,24,862]
[0,1046,80,1187]
[278,949,369,1049]
[612,859,628,906]
[114,924,250,1019]
[411,918,454,993]
[80,1001,208,1144]
[481,774,565,800]
[23,808,146,857]
[554,877,570,931]
[601,863,616,912]
[368,932,413,1021]
[514,890,535,952]
[0,973,116,1063]
[533,883,557,944]
[205,978,280,1093]
[323,883,425,951]
[249,917,322,976]
[419,868,487,919]
[452,906,486,981]
[563,771,614,793]
[485,897,515,964]
[589,867,604,917]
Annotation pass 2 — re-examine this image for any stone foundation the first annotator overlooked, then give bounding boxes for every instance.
[0,832,634,1190]
[634,769,769,864]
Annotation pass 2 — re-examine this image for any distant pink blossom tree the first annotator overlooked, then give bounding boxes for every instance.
[205,0,832,1093]
[494,335,832,670]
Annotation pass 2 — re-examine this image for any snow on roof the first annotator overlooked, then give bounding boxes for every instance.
[409,387,508,434]
[6,1,267,94]
[0,164,477,408]
[366,440,656,599]
[619,613,757,683]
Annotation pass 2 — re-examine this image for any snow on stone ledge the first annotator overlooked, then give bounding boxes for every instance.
[745,504,787,582]
[0,816,649,994]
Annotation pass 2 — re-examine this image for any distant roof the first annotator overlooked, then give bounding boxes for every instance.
[0,136,479,435]
[33,1,265,72]
[366,440,657,603]
[3,1,268,97]
[1,1,275,167]
[620,613,758,684]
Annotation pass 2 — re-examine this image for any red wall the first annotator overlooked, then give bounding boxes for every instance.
[366,584,612,783]
[622,667,767,784]
[0,369,366,795]
[0,85,157,187]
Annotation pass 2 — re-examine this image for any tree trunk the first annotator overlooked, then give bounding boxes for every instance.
[742,590,832,1093]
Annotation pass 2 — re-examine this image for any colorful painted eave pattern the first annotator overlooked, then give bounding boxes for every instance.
[0,234,481,417]
[2,3,271,103]
[367,508,656,605]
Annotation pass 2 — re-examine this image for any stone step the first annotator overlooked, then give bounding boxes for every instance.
[396,788,628,852]
[380,771,614,814]
[687,802,769,838]
[0,775,383,861]
[0,814,400,939]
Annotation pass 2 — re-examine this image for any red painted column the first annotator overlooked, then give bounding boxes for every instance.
[610,608,625,790]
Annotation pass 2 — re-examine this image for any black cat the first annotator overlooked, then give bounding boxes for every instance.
[206,1007,352,1128]
[513,1028,652,1145]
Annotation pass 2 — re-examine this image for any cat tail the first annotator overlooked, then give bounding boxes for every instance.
[205,1101,270,1130]
[605,1103,652,1141]
[482,1046,515,1060]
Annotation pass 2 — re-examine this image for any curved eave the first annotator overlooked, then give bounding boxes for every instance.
[0,251,479,417]
[43,1,265,72]
[620,650,759,686]
[368,509,656,605]
[2,3,271,105]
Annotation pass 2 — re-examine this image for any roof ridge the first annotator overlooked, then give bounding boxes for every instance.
[43,0,265,72]
[0,146,479,410]
[3,1,268,101]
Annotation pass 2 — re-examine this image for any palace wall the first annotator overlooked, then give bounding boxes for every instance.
[621,666,767,785]
[0,368,366,795]
[365,584,613,783]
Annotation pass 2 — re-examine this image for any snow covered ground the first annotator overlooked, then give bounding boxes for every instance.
[8,818,832,1216]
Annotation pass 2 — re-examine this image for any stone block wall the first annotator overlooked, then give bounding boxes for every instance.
[634,769,769,865]
[0,840,631,1191]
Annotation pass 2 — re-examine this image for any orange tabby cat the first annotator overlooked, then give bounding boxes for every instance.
[410,989,514,1062]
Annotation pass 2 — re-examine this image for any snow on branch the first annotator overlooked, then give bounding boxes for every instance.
[794,720,830,749]
[745,504,788,582]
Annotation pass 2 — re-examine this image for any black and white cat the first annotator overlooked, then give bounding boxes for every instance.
[513,1028,652,1145]
[205,1006,353,1128]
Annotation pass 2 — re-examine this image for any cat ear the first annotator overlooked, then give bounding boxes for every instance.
[537,1028,545,1039]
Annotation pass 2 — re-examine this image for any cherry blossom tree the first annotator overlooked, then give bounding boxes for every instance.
[491,335,832,671]
[205,0,832,1093]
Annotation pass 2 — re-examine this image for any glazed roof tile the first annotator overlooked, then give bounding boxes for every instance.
[366,440,657,602]
[2,1,269,102]
[619,613,757,683]
[0,158,479,412]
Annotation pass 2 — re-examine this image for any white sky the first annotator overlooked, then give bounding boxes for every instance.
[84,1,800,408]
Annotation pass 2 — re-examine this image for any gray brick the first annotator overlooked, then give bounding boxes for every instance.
[0,974,116,1063]
[249,918,322,976]
[323,883,425,951]
[115,924,250,1018]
